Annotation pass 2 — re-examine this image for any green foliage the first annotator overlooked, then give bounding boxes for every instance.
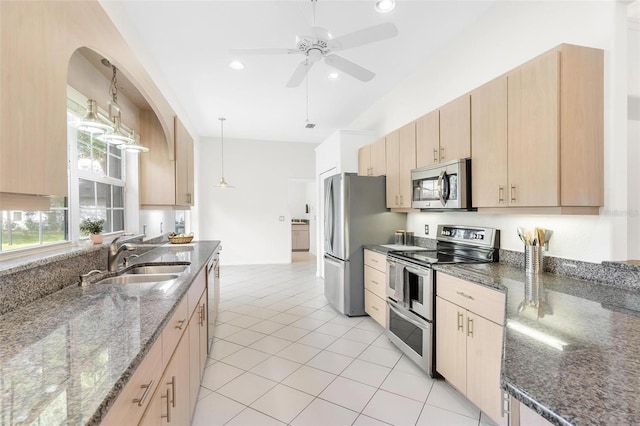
[79,218,104,235]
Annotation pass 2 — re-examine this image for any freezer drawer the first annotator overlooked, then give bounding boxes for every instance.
[324,254,347,315]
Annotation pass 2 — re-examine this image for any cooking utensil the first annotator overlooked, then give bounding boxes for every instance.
[517,227,526,244]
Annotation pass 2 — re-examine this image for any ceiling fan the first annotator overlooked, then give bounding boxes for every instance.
[230,1,398,88]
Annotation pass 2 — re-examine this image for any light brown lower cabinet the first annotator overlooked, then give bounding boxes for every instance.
[436,272,508,426]
[102,253,215,424]
[363,249,388,327]
[139,332,191,425]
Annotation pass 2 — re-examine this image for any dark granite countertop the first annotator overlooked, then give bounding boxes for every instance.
[0,240,220,425]
[433,262,640,426]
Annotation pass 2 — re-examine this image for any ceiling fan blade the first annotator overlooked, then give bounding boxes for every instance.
[329,22,398,51]
[324,54,375,82]
[229,48,299,55]
[286,59,315,88]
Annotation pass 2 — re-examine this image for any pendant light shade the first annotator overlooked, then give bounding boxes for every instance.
[116,130,149,153]
[214,117,234,188]
[99,114,134,145]
[73,99,113,135]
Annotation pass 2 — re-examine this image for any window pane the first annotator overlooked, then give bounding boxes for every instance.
[112,210,124,232]
[42,210,67,244]
[97,182,109,208]
[93,139,107,176]
[108,146,122,179]
[112,186,124,208]
[79,179,95,208]
[1,211,40,250]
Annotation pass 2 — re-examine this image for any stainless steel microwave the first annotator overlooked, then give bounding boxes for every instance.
[411,158,472,210]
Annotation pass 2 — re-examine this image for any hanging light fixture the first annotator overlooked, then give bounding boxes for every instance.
[72,99,113,135]
[214,117,234,188]
[99,62,135,145]
[116,129,149,153]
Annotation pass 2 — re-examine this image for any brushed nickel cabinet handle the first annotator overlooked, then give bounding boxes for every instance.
[457,312,464,331]
[132,380,154,407]
[498,186,504,203]
[399,195,403,206]
[167,376,176,408]
[371,305,379,311]
[467,317,474,337]
[175,319,186,330]
[440,146,445,161]
[395,195,399,206]
[510,185,516,202]
[433,148,438,163]
[456,291,474,300]
[161,388,171,422]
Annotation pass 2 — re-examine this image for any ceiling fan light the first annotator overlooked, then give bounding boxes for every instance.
[328,71,341,80]
[73,99,114,135]
[375,0,396,13]
[229,60,245,70]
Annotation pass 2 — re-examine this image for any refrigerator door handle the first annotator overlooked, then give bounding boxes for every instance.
[325,178,334,254]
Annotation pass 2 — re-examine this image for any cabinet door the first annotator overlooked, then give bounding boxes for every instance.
[139,110,176,206]
[398,122,416,208]
[364,289,386,327]
[416,110,439,168]
[435,297,467,393]
[439,95,471,163]
[370,138,386,176]
[175,116,194,207]
[358,145,371,176]
[385,130,400,208]
[471,77,508,208]
[466,312,506,426]
[0,1,67,198]
[188,313,201,419]
[508,50,559,207]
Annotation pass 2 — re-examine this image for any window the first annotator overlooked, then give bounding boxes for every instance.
[1,197,68,252]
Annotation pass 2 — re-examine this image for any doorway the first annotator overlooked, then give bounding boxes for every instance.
[288,178,316,263]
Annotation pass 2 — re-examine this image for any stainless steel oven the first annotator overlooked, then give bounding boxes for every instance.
[384,225,499,377]
[386,257,434,374]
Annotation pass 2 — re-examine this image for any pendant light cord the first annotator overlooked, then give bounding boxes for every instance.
[219,117,226,177]
[305,62,310,123]
[110,65,118,105]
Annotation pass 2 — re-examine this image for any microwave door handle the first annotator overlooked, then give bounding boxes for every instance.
[387,299,430,330]
[437,170,446,206]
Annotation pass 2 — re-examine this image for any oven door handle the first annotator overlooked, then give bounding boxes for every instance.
[387,299,430,330]
[404,266,431,277]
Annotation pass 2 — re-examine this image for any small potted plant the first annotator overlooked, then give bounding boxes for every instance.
[80,218,105,244]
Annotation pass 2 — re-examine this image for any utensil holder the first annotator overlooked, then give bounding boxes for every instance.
[525,245,543,275]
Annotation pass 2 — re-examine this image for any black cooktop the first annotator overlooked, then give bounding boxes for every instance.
[388,249,490,266]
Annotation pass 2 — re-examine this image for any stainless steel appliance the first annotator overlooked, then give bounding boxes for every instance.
[324,173,406,316]
[385,225,499,376]
[411,158,472,210]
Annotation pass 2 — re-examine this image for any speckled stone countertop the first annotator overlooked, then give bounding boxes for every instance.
[434,262,640,426]
[0,240,220,425]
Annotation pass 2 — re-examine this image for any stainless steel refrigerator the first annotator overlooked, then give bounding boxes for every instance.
[323,173,406,316]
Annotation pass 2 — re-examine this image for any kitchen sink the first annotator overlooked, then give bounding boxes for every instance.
[125,265,189,275]
[98,274,180,285]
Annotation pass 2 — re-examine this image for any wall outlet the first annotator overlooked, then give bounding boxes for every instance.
[425,224,429,235]
[279,216,285,221]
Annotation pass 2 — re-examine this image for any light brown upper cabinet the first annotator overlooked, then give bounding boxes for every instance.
[175,117,195,207]
[0,1,68,209]
[471,44,603,213]
[386,122,416,209]
[358,138,386,176]
[416,95,471,168]
[139,115,195,208]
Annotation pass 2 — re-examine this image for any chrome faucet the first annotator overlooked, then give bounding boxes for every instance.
[108,236,137,272]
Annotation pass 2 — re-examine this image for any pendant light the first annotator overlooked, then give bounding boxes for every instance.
[72,99,113,135]
[100,63,135,145]
[117,130,149,153]
[214,117,234,188]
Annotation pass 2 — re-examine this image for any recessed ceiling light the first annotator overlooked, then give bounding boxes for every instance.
[328,72,341,81]
[375,0,396,13]
[229,60,245,70]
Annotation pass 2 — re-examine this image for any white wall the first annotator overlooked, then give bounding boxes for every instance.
[198,137,317,265]
[348,1,632,263]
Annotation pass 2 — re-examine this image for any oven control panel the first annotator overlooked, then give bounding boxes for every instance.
[438,225,498,248]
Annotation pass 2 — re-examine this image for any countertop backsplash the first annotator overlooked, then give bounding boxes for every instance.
[0,234,145,316]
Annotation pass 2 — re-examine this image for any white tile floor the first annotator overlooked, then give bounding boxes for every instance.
[193,253,496,426]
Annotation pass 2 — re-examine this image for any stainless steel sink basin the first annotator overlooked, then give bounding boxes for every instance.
[98,274,179,285]
[125,265,189,275]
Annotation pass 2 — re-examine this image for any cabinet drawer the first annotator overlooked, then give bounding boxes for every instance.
[365,289,387,327]
[436,272,505,325]
[102,337,163,426]
[364,249,386,273]
[364,265,386,298]
[187,268,206,314]
[161,297,189,365]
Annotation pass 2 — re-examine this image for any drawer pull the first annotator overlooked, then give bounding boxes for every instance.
[456,291,474,300]
[510,185,517,202]
[168,376,176,408]
[371,258,379,263]
[467,317,474,337]
[498,185,504,203]
[161,388,171,422]
[371,305,379,311]
[371,280,379,285]
[175,319,186,330]
[132,380,154,407]
[457,312,463,331]
[433,148,438,163]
